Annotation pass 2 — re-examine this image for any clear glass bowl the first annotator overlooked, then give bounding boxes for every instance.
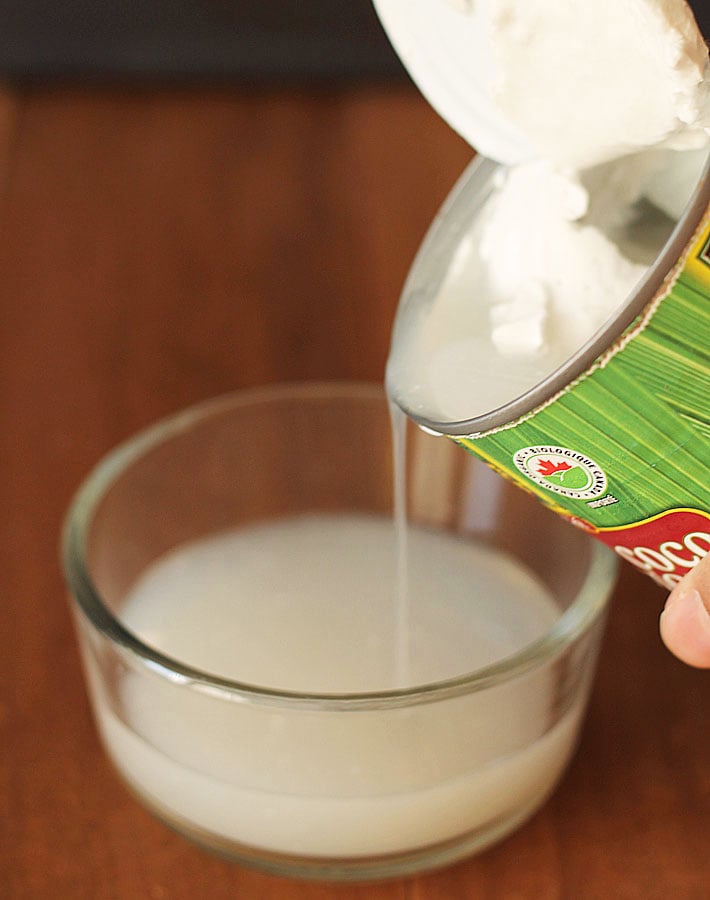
[62,382,617,881]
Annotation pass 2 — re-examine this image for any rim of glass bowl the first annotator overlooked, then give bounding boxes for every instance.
[61,381,618,712]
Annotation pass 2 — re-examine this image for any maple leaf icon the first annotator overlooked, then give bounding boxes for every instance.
[537,459,572,477]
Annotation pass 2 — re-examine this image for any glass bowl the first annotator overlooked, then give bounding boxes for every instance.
[62,382,617,881]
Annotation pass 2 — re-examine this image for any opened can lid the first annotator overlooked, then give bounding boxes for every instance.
[372,0,534,164]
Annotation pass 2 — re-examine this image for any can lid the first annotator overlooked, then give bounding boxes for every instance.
[372,0,534,164]
[374,0,710,171]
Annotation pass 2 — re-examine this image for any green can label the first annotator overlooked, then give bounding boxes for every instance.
[452,213,710,590]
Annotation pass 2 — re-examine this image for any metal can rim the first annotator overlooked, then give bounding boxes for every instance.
[391,150,710,437]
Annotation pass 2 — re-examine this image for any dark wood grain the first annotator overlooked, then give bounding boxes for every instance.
[1,84,707,900]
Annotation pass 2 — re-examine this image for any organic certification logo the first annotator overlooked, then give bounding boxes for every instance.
[513,446,607,500]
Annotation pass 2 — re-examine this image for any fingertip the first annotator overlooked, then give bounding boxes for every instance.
[660,588,710,669]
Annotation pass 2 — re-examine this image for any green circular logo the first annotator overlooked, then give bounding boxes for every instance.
[514,446,607,500]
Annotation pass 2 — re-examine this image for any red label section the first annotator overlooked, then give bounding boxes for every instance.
[575,509,710,589]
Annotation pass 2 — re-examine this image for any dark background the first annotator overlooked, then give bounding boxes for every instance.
[0,1,405,81]
[1,0,707,84]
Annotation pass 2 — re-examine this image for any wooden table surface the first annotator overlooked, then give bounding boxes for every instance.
[1,83,707,900]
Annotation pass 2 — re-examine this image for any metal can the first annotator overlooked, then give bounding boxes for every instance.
[389,155,710,589]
